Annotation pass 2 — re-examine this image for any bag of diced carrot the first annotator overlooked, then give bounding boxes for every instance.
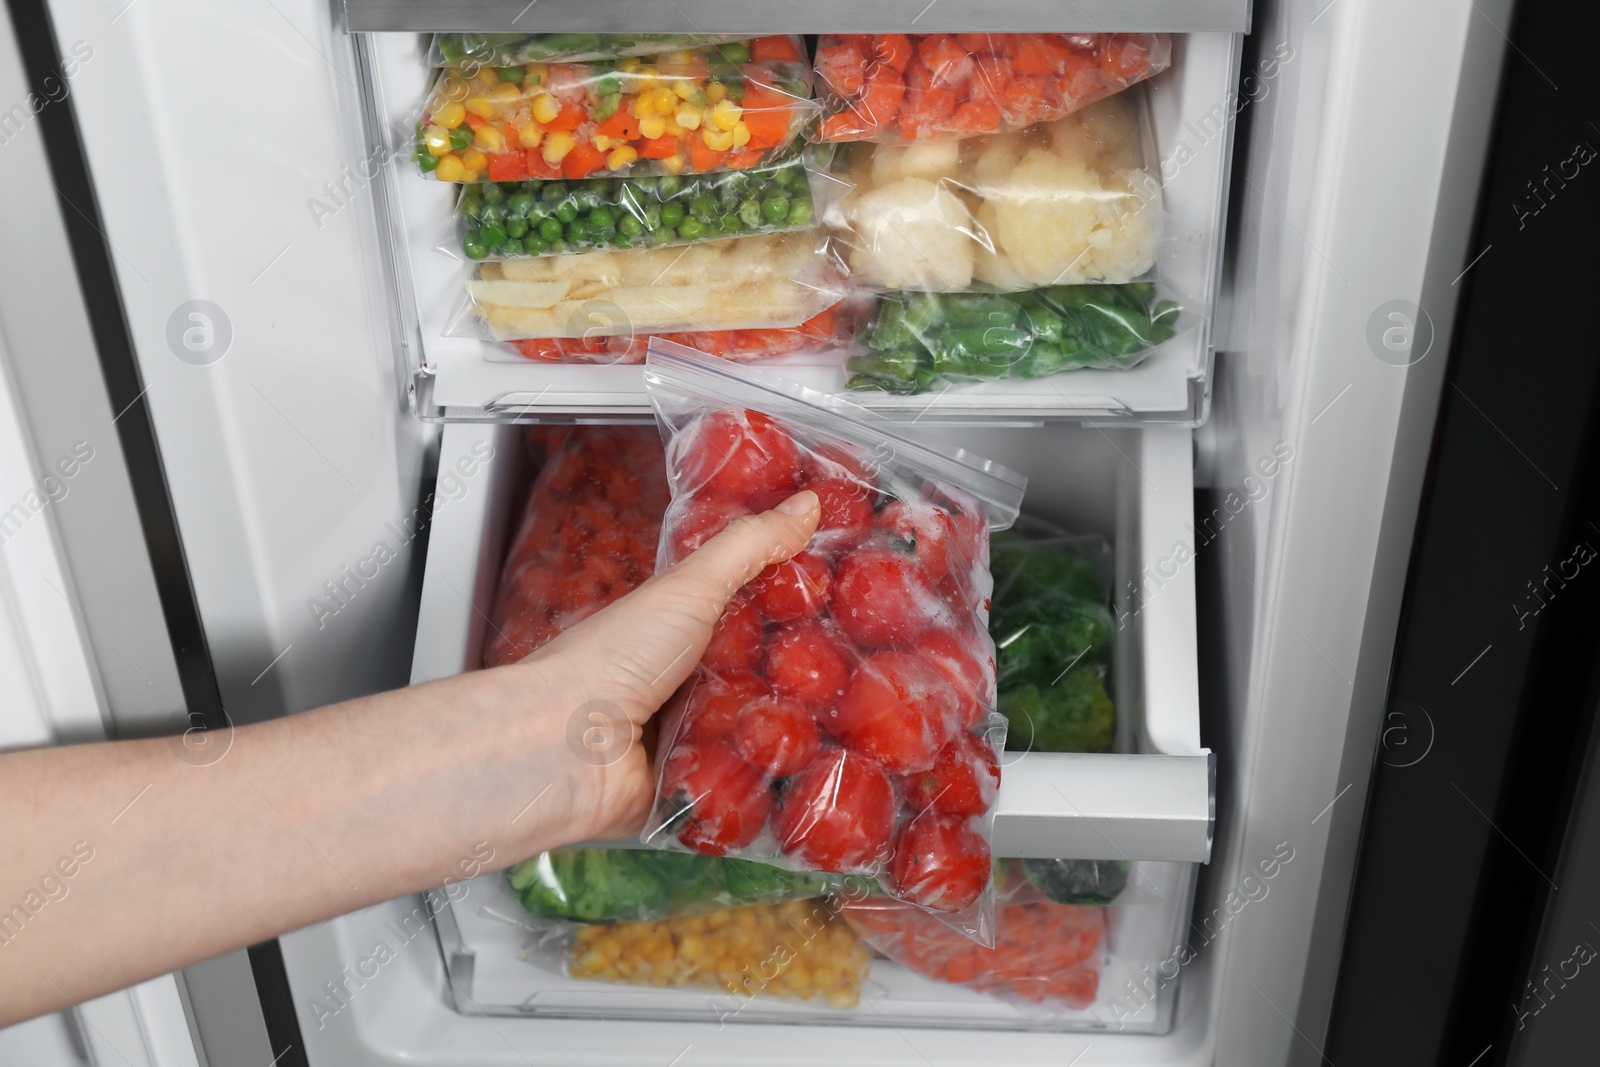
[505,300,862,365]
[814,32,1170,144]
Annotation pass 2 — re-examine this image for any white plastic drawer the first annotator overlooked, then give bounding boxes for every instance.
[355,33,1238,425]
[412,423,1211,861]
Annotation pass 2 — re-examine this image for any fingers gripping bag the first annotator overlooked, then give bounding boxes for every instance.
[456,229,850,341]
[815,32,1170,144]
[820,90,1167,293]
[415,38,816,184]
[640,340,1026,946]
[843,859,1109,1011]
[483,426,669,667]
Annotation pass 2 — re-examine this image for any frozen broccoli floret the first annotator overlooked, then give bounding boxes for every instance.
[999,665,1115,754]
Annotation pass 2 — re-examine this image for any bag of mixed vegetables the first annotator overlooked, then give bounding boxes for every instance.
[504,300,861,366]
[454,228,850,341]
[414,38,815,184]
[988,525,1118,754]
[483,425,668,667]
[814,32,1170,144]
[455,148,828,259]
[821,91,1165,292]
[431,32,751,67]
[845,284,1179,394]
[843,858,1111,1011]
[640,341,1025,946]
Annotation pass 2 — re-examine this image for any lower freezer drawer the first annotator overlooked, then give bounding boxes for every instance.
[413,422,1211,861]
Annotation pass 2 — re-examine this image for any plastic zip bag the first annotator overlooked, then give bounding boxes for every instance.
[413,38,816,184]
[818,92,1164,292]
[639,340,1026,946]
[845,284,1180,394]
[505,300,862,365]
[505,847,833,923]
[987,525,1120,754]
[454,229,850,341]
[454,149,825,259]
[844,858,1108,1010]
[815,32,1170,143]
[483,426,669,667]
[431,32,754,67]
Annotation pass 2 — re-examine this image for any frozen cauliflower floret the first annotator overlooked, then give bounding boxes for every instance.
[970,134,1026,189]
[870,139,962,187]
[1048,95,1143,171]
[845,177,975,291]
[973,147,1160,288]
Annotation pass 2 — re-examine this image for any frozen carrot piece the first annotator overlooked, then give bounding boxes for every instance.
[750,35,802,63]
[816,35,869,97]
[874,33,913,73]
[918,34,974,87]
[821,110,876,141]
[856,65,906,126]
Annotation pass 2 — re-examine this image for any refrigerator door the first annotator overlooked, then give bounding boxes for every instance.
[13,0,1507,1063]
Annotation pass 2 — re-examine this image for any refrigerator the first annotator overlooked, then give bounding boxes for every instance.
[0,0,1527,1062]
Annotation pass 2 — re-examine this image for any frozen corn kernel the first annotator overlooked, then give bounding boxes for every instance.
[673,107,701,131]
[660,153,685,175]
[591,134,614,152]
[473,125,506,153]
[424,125,452,156]
[731,122,751,147]
[492,82,522,103]
[706,82,728,104]
[531,93,560,124]
[607,146,639,169]
[542,131,575,165]
[618,57,643,73]
[435,154,465,182]
[638,114,667,139]
[464,95,494,119]
[672,79,696,100]
[701,127,734,151]
[460,146,487,171]
[523,62,546,84]
[711,99,742,131]
[516,122,542,148]
[433,101,466,129]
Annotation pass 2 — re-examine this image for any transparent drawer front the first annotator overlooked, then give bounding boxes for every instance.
[426,860,1195,1033]
[354,32,1238,425]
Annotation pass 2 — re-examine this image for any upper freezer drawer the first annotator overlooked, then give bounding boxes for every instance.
[353,32,1239,425]
[345,1,1252,34]
[412,422,1211,862]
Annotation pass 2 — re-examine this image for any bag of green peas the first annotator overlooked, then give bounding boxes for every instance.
[453,153,829,261]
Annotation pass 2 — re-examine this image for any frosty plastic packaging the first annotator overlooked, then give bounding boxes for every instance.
[505,847,832,924]
[507,300,861,365]
[455,151,822,259]
[988,525,1119,754]
[414,38,816,183]
[558,897,872,1006]
[458,229,849,341]
[432,32,752,67]
[814,32,1169,143]
[819,92,1163,292]
[845,284,1179,394]
[482,426,668,668]
[844,859,1107,1010]
[640,340,1027,945]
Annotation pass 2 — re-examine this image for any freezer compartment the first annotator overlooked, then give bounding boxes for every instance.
[355,32,1237,424]
[426,859,1196,1032]
[413,423,1209,860]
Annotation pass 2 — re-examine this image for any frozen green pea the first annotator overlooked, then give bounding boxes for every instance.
[479,221,507,247]
[660,202,686,228]
[761,195,789,222]
[506,216,529,239]
[738,199,762,228]
[618,214,643,237]
[677,218,706,240]
[538,217,564,241]
[589,206,615,229]
[554,200,578,224]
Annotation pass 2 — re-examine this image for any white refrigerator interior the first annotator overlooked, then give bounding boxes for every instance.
[5,0,1512,1062]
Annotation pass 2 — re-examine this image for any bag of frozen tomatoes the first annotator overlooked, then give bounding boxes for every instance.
[640,339,1026,945]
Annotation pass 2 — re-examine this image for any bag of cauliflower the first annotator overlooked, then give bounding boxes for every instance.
[820,91,1163,293]
[448,229,850,341]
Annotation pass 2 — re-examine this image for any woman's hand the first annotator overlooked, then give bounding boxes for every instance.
[525,489,820,843]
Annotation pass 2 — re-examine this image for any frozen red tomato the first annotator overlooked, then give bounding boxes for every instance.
[667,496,751,559]
[928,484,987,561]
[832,650,959,774]
[703,596,765,675]
[773,747,895,872]
[915,627,995,726]
[749,550,832,622]
[889,812,990,912]
[803,439,879,487]
[735,695,821,777]
[680,671,771,744]
[808,477,877,552]
[830,546,943,649]
[905,732,1000,818]
[766,620,852,712]
[674,409,804,507]
[661,740,773,855]
[875,499,958,582]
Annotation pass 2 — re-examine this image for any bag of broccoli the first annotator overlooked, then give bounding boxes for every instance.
[988,524,1117,754]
